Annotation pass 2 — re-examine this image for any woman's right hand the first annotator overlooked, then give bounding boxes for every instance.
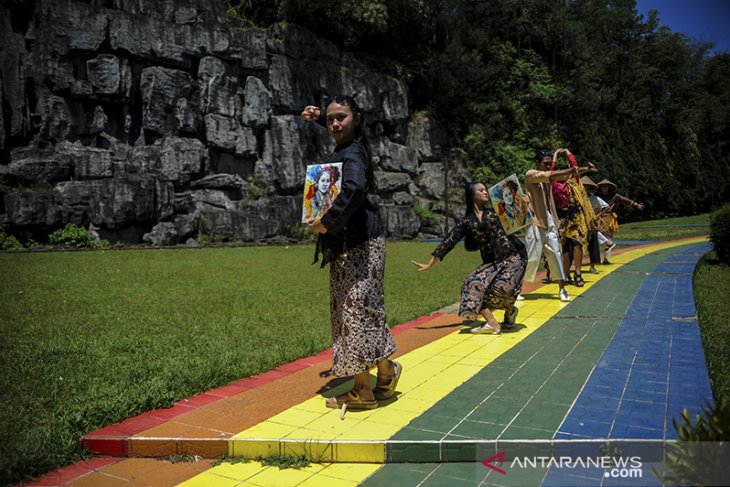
[301,105,320,121]
[411,260,430,272]
[412,256,438,272]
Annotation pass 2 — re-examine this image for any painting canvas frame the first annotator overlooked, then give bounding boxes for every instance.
[488,174,533,235]
[302,162,343,223]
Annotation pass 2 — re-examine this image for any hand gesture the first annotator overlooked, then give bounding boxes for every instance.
[586,162,597,173]
[307,217,327,234]
[411,260,431,272]
[301,105,320,122]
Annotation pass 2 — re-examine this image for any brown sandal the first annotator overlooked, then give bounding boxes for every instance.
[325,390,378,419]
[374,361,403,400]
[574,272,585,287]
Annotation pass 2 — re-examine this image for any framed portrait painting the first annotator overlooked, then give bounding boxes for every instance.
[302,162,343,223]
[488,174,533,235]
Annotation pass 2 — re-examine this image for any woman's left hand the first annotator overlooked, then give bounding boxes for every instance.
[308,217,327,234]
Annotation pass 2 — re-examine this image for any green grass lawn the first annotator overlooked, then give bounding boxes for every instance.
[694,252,730,402]
[616,213,710,242]
[0,241,475,484]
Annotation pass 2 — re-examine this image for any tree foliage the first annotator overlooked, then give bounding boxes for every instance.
[225,0,730,219]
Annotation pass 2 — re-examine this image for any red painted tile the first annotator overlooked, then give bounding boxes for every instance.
[82,437,127,456]
[149,404,195,421]
[313,350,332,361]
[256,369,289,382]
[54,464,95,483]
[295,354,329,366]
[275,362,309,374]
[175,393,221,409]
[111,412,166,435]
[26,458,122,486]
[83,423,132,438]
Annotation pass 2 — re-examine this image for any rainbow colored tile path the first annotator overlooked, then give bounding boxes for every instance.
[24,238,714,487]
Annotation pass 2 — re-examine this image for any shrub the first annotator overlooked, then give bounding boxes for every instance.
[709,204,730,264]
[48,223,109,249]
[0,232,24,251]
[653,397,730,485]
[413,204,438,225]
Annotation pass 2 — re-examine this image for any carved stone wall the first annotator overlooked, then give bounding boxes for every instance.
[0,0,468,245]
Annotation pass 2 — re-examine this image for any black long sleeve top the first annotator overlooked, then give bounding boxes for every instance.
[314,139,384,267]
[432,209,526,265]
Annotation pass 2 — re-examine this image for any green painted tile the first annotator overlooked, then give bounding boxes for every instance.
[421,463,485,486]
[499,425,553,440]
[510,403,569,431]
[441,442,478,462]
[448,420,506,440]
[387,441,440,462]
[496,439,553,460]
[391,426,444,441]
[489,463,549,487]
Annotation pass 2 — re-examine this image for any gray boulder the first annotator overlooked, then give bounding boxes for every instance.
[86,55,132,97]
[130,138,205,185]
[56,176,174,229]
[258,115,329,193]
[4,190,62,227]
[381,205,420,238]
[241,76,272,128]
[204,114,257,156]
[198,56,239,117]
[407,112,448,161]
[140,67,195,135]
[374,171,412,194]
[372,136,418,175]
[229,28,267,69]
[416,162,446,198]
[142,221,177,246]
[0,147,72,183]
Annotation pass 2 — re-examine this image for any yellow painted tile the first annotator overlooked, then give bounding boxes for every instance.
[230,439,279,458]
[336,420,401,440]
[425,354,462,364]
[334,441,385,463]
[243,465,318,487]
[233,421,298,439]
[295,412,363,436]
[177,471,242,487]
[384,396,434,413]
[203,461,269,481]
[318,462,383,481]
[280,439,335,463]
[292,399,329,414]
[358,406,419,427]
[444,363,485,377]
[398,352,432,365]
[297,476,360,487]
[395,370,440,389]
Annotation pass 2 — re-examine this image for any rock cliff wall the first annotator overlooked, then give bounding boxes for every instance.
[0,0,469,245]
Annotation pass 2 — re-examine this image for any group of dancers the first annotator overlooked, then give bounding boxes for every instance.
[300,95,643,415]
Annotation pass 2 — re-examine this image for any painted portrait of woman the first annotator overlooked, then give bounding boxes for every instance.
[302,163,343,222]
[489,175,532,234]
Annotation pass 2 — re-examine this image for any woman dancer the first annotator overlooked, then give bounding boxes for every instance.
[412,182,527,334]
[301,95,401,416]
